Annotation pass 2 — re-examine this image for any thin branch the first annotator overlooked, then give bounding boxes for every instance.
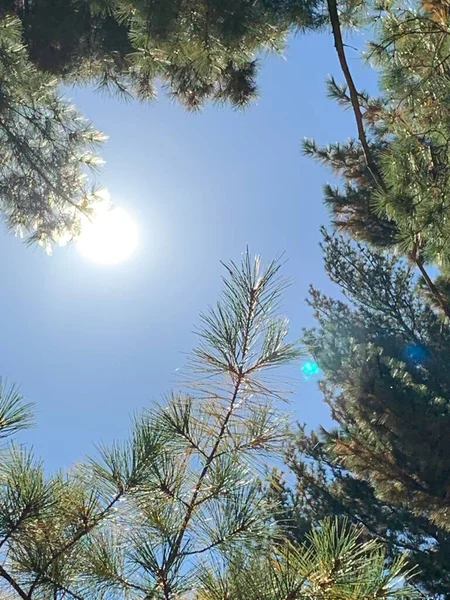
[0,564,29,600]
[0,506,32,550]
[180,524,247,557]
[415,251,450,319]
[47,580,85,600]
[161,287,259,594]
[27,493,123,597]
[326,0,385,190]
[163,371,244,577]
[326,0,450,321]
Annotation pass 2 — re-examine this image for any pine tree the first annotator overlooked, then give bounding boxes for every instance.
[4,0,323,109]
[0,251,415,599]
[311,0,450,318]
[198,517,417,600]
[369,0,450,275]
[270,1,450,597]
[0,15,107,248]
[276,233,450,598]
[0,0,328,247]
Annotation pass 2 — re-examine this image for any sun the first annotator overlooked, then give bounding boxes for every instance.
[77,205,138,264]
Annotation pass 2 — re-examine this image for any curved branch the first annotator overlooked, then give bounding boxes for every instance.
[326,0,385,190]
[326,0,450,321]
[27,493,123,598]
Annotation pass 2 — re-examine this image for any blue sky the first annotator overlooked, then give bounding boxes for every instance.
[0,31,373,470]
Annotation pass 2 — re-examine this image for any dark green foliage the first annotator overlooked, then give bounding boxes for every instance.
[0,0,326,246]
[0,0,132,79]
[305,235,450,525]
[5,0,324,109]
[279,233,450,598]
[280,431,450,599]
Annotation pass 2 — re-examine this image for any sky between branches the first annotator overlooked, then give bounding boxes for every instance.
[0,30,376,469]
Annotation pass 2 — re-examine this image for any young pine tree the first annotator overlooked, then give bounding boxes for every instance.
[0,252,415,599]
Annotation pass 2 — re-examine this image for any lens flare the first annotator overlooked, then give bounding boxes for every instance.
[301,360,320,381]
[403,343,428,364]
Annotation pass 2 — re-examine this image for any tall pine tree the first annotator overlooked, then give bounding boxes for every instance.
[311,0,450,316]
[276,233,450,598]
[273,1,450,596]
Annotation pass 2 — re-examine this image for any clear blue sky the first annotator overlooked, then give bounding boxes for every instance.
[0,31,373,470]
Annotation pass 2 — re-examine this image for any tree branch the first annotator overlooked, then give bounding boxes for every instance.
[160,287,259,595]
[0,564,29,600]
[180,524,247,558]
[326,0,450,321]
[0,506,32,550]
[27,492,123,597]
[415,251,450,320]
[326,0,385,190]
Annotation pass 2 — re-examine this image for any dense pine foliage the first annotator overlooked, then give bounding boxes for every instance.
[274,1,450,597]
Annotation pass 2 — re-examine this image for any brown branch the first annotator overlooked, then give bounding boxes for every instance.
[162,371,244,578]
[0,564,29,600]
[160,287,259,596]
[326,0,450,321]
[180,524,248,558]
[46,579,85,600]
[326,0,385,190]
[415,251,450,319]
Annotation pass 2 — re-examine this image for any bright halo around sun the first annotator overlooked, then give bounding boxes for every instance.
[77,204,138,265]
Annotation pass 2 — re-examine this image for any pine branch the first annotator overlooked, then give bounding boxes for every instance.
[0,119,88,218]
[27,492,123,597]
[44,579,85,600]
[180,523,248,558]
[0,564,29,600]
[294,462,427,557]
[162,372,245,586]
[0,505,32,550]
[414,249,450,320]
[161,282,260,594]
[326,0,450,322]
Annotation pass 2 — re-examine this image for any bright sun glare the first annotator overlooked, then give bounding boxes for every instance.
[77,205,138,264]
